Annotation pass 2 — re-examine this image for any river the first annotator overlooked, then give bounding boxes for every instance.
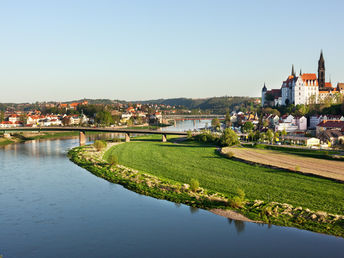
[0,123,343,257]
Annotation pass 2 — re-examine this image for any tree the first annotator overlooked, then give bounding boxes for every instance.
[242,121,254,133]
[62,116,71,126]
[211,118,221,131]
[0,111,4,122]
[263,119,269,128]
[295,104,309,116]
[126,118,133,126]
[281,129,287,142]
[263,107,280,117]
[19,114,27,125]
[259,132,266,142]
[281,129,287,136]
[187,130,192,139]
[274,131,280,143]
[94,140,107,151]
[190,179,199,192]
[108,155,118,167]
[266,129,274,143]
[220,128,239,146]
[225,112,232,128]
[95,111,113,126]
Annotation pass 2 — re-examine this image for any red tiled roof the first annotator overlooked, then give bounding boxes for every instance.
[325,82,332,88]
[266,89,281,98]
[300,73,318,86]
[301,73,317,80]
[317,120,344,128]
[337,83,344,91]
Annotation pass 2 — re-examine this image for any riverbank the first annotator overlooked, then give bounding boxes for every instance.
[0,131,80,147]
[68,139,344,237]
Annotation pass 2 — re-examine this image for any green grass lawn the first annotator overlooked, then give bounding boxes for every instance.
[104,139,344,214]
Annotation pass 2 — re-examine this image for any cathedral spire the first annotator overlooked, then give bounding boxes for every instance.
[291,64,295,77]
[318,50,325,89]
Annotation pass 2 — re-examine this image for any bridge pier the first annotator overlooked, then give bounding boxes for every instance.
[125,133,130,142]
[79,131,86,146]
[162,134,167,142]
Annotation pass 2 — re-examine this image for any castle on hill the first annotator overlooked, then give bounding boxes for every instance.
[262,51,344,107]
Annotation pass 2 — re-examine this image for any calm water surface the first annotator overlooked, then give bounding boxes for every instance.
[1,136,343,257]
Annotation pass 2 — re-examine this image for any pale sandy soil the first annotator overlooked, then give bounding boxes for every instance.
[210,209,259,223]
[223,147,344,182]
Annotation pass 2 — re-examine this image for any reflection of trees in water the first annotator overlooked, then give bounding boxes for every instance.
[189,206,199,214]
[234,220,245,234]
[174,203,181,208]
[227,218,246,234]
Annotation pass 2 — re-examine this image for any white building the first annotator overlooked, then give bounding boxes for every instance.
[262,52,341,107]
[275,115,307,132]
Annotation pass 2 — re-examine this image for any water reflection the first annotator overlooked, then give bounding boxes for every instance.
[189,206,199,214]
[162,119,212,132]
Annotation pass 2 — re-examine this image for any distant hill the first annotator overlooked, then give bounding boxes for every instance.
[64,99,125,105]
[133,96,257,113]
[0,96,258,114]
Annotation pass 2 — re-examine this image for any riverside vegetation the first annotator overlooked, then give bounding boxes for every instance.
[0,132,80,146]
[68,135,344,237]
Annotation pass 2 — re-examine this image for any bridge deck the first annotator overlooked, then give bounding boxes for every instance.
[0,127,188,135]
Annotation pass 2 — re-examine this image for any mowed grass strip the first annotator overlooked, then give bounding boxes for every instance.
[104,140,344,214]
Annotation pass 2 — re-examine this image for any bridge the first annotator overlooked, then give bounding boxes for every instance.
[162,114,224,120]
[0,126,189,145]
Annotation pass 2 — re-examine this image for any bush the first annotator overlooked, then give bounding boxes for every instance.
[220,128,239,146]
[230,188,246,209]
[195,130,219,145]
[187,130,192,139]
[190,179,199,192]
[110,137,122,142]
[94,140,107,151]
[108,155,118,167]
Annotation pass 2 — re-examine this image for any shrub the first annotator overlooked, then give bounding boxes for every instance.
[187,130,192,139]
[220,128,239,146]
[190,179,199,192]
[94,140,107,151]
[108,155,118,167]
[110,137,122,142]
[230,188,246,209]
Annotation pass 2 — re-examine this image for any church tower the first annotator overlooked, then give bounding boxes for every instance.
[318,50,325,89]
[261,83,267,107]
[291,64,295,77]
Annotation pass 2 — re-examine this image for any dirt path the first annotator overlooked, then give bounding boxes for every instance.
[223,147,344,182]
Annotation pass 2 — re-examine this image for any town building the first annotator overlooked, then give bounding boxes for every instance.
[262,51,342,106]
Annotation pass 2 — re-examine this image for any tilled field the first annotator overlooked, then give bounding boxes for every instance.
[225,147,344,182]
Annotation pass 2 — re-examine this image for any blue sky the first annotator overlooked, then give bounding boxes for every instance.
[1,0,343,102]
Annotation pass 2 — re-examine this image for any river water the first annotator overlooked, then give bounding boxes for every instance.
[0,124,343,257]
